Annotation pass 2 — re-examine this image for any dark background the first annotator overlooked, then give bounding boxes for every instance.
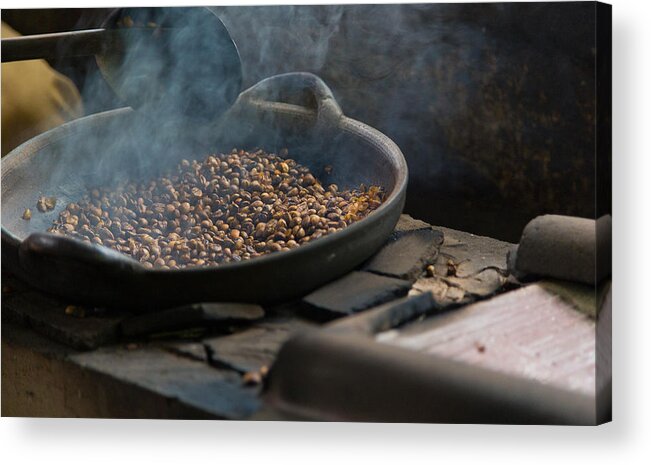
[2,3,601,242]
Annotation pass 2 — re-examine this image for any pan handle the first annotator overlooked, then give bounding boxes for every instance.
[1,29,107,62]
[18,232,143,302]
[237,72,343,130]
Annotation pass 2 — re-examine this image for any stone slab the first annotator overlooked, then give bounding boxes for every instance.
[394,214,432,233]
[379,284,596,397]
[2,275,125,350]
[172,318,315,375]
[70,345,260,419]
[301,271,412,321]
[121,303,265,337]
[363,227,444,282]
[327,292,438,335]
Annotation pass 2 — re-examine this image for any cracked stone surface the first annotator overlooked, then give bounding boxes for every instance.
[170,318,315,374]
[409,226,513,307]
[121,303,265,337]
[362,227,444,282]
[302,271,412,321]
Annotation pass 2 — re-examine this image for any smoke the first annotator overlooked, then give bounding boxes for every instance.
[212,5,344,87]
[210,4,498,197]
[50,4,596,240]
[51,7,245,191]
[210,4,597,239]
[50,5,354,197]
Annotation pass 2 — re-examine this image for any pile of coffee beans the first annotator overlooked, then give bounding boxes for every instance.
[48,149,384,269]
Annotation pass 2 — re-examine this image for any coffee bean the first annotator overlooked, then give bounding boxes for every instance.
[48,149,384,268]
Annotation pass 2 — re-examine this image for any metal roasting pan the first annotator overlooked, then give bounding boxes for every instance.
[1,73,408,311]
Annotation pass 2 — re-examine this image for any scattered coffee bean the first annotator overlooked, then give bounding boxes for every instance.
[37,196,57,212]
[64,304,85,318]
[242,371,263,386]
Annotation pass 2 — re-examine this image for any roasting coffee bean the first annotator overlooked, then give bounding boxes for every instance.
[48,149,384,269]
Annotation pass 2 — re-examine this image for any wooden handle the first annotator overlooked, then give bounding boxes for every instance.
[1,29,107,62]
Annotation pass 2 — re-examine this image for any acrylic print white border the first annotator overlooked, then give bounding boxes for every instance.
[1,0,649,464]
